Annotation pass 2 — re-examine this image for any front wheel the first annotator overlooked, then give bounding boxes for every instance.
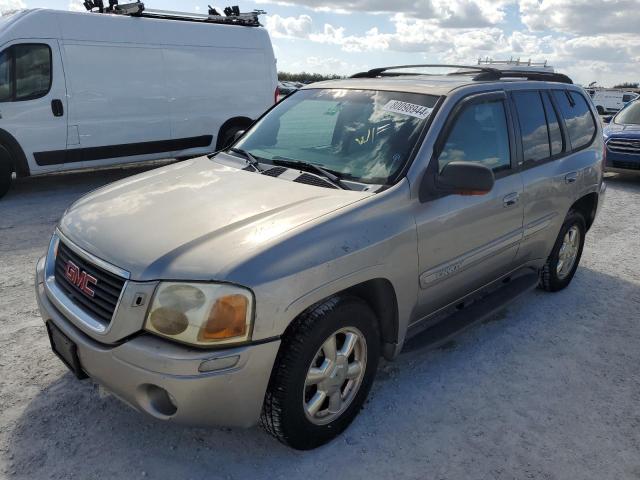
[261,296,380,450]
[539,211,586,292]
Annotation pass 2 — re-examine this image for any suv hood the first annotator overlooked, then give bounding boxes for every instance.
[604,123,640,136]
[59,157,371,281]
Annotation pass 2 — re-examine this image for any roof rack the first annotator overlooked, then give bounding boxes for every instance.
[350,64,500,79]
[478,57,550,69]
[82,1,266,27]
[350,64,573,84]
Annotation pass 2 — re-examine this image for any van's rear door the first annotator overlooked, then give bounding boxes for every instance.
[0,39,69,174]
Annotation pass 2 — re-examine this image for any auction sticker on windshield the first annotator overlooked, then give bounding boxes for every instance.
[383,100,433,119]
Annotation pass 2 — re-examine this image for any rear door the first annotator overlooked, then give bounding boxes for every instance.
[514,89,597,264]
[0,40,68,174]
[414,91,524,318]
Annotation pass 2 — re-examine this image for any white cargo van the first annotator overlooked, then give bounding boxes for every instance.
[0,6,278,198]
[586,88,639,115]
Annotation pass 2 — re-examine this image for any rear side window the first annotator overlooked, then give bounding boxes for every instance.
[512,91,550,163]
[438,99,511,173]
[542,92,563,156]
[0,44,52,103]
[552,90,597,150]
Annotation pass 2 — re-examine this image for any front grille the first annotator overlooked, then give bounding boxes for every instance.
[294,173,338,189]
[607,138,640,155]
[54,241,126,324]
[611,160,640,170]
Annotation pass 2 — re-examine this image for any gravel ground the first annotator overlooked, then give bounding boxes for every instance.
[1,168,639,480]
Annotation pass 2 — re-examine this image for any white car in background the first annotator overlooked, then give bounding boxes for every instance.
[0,6,278,198]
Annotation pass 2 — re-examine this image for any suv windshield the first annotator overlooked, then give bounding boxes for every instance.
[234,89,439,185]
[614,101,640,125]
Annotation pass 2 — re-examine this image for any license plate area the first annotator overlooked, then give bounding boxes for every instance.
[46,321,88,379]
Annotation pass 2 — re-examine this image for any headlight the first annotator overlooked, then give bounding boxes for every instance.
[145,282,254,346]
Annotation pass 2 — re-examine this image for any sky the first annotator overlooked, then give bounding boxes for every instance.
[1,0,639,86]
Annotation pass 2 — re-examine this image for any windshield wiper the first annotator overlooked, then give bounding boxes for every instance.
[271,156,351,190]
[229,148,263,172]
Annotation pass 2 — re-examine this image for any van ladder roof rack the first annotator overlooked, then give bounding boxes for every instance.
[83,1,266,27]
[350,64,573,84]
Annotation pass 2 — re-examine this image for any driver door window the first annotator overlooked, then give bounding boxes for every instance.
[438,99,511,174]
[0,44,52,103]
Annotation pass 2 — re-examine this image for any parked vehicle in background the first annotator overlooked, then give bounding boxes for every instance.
[277,81,300,96]
[586,88,639,115]
[0,6,277,199]
[37,64,605,450]
[603,99,640,173]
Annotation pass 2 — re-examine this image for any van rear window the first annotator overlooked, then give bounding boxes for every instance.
[552,90,596,151]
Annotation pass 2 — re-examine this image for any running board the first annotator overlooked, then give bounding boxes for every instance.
[403,272,539,353]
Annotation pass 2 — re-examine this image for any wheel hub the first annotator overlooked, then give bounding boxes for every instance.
[303,327,367,425]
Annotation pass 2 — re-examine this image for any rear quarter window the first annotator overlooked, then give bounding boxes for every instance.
[552,90,597,151]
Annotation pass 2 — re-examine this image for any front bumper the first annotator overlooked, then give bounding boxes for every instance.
[36,256,280,428]
[605,144,640,174]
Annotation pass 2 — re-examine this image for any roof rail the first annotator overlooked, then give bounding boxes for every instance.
[473,70,573,84]
[82,2,266,27]
[350,64,573,84]
[350,64,500,78]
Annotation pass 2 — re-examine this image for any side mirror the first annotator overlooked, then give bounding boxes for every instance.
[436,161,495,195]
[602,115,613,124]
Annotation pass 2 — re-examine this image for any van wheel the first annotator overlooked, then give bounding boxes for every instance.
[261,295,380,450]
[0,146,14,199]
[539,211,586,292]
[596,105,605,115]
[216,125,247,151]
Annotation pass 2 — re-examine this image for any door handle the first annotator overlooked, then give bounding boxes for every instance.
[565,172,578,184]
[51,99,64,117]
[503,192,520,207]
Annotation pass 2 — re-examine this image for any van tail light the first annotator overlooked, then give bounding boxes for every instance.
[602,141,607,173]
[274,86,280,104]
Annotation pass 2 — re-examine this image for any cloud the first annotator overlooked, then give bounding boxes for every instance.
[0,0,25,14]
[68,0,85,12]
[265,14,314,38]
[520,0,640,35]
[258,0,514,27]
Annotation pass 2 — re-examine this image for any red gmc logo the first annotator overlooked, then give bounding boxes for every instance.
[64,260,98,298]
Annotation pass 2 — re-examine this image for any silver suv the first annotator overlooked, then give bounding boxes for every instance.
[36,65,606,450]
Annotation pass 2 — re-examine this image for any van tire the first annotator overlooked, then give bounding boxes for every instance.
[0,145,14,199]
[596,105,605,115]
[539,211,586,292]
[216,119,252,151]
[261,295,380,450]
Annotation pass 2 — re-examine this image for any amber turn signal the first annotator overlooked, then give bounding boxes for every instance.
[198,294,249,341]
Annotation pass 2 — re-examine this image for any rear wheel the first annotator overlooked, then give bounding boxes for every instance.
[539,211,586,292]
[261,296,380,450]
[596,105,605,115]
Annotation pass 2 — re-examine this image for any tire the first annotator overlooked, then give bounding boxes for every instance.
[216,124,247,151]
[596,105,605,115]
[261,295,380,450]
[539,211,586,292]
[0,150,13,200]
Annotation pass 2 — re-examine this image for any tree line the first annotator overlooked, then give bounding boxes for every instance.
[278,72,345,83]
